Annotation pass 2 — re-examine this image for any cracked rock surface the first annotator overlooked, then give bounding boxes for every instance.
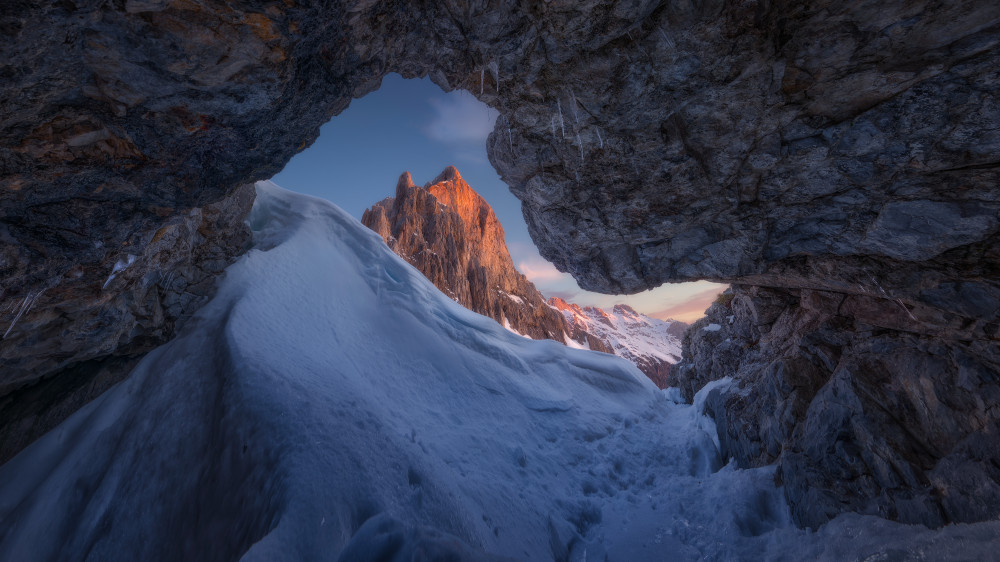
[1,0,998,527]
[675,285,1000,528]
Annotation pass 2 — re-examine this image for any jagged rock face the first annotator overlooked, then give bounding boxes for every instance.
[548,298,686,388]
[362,167,568,341]
[675,285,1000,529]
[490,1,1000,305]
[2,0,999,529]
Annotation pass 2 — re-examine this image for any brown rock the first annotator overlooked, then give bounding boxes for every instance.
[362,167,568,342]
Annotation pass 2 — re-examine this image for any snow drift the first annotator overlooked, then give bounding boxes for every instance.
[1,182,998,561]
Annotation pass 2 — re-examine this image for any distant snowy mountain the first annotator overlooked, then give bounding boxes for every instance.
[362,167,689,387]
[1,182,995,561]
[549,298,687,388]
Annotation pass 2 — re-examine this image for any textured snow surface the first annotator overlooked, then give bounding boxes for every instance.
[2,182,998,561]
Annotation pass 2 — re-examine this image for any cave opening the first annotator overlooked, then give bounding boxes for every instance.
[268,73,726,324]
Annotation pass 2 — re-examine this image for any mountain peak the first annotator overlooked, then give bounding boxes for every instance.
[550,299,685,388]
[395,172,417,200]
[362,169,566,342]
[431,165,462,184]
[548,297,583,315]
[397,171,416,192]
[425,166,479,213]
[612,304,639,317]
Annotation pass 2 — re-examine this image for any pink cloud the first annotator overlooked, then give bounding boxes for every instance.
[649,286,727,324]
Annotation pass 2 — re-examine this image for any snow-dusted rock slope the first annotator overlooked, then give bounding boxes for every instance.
[549,298,685,388]
[1,182,997,561]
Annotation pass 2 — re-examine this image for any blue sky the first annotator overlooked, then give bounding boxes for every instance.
[272,73,725,322]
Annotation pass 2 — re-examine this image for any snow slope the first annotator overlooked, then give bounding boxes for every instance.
[1,182,998,561]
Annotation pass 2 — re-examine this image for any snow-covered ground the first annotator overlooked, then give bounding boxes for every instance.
[1,182,998,561]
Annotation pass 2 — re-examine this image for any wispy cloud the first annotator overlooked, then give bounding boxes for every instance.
[424,94,499,143]
[517,258,569,283]
[545,289,581,302]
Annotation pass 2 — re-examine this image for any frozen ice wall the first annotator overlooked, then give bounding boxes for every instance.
[0,182,997,561]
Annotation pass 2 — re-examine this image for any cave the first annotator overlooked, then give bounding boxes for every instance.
[1,0,999,546]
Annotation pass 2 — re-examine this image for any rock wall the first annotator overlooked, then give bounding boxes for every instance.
[2,0,999,527]
[0,183,253,464]
[674,285,1000,529]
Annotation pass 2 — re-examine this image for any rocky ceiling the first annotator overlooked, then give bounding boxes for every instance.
[1,0,998,528]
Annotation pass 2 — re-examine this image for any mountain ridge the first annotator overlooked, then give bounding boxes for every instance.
[361,167,687,387]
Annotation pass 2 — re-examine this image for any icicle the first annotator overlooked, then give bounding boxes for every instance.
[160,270,176,291]
[658,27,675,50]
[576,132,584,165]
[867,271,918,322]
[596,127,604,148]
[570,91,579,125]
[896,298,918,321]
[480,67,484,95]
[557,99,565,138]
[3,290,43,340]
[508,127,513,154]
[575,170,580,182]
[551,116,557,139]
[103,254,137,290]
[488,61,499,95]
[3,293,31,339]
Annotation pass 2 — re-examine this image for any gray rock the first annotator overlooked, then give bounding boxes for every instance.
[675,285,1000,529]
[0,183,253,464]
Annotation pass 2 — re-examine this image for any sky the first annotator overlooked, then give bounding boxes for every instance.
[271,73,726,323]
